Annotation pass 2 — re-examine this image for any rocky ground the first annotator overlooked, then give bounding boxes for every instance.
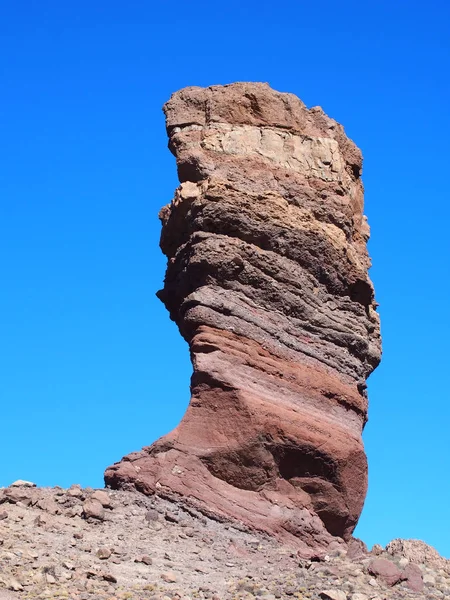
[0,483,448,600]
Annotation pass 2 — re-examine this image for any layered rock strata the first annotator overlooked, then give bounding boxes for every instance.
[105,83,381,553]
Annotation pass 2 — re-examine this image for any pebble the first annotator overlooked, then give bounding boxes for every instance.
[165,511,180,523]
[145,509,159,522]
[319,591,347,600]
[101,571,117,583]
[96,547,112,559]
[135,555,153,565]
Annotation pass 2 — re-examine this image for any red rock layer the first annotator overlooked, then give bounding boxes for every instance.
[105,83,381,553]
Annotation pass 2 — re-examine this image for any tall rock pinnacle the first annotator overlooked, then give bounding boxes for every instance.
[105,83,381,553]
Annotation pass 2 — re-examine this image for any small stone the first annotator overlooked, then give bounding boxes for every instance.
[30,571,44,585]
[5,576,23,591]
[96,547,112,560]
[34,513,49,527]
[135,555,153,565]
[246,537,260,547]
[85,568,99,579]
[284,585,296,596]
[144,509,159,522]
[350,594,369,600]
[0,511,8,520]
[62,561,76,570]
[319,591,347,600]
[164,511,179,523]
[73,532,84,539]
[161,571,177,583]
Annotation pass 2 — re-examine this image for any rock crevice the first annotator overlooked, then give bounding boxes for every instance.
[105,82,381,553]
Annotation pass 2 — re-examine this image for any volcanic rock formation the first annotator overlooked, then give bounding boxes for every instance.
[105,83,381,553]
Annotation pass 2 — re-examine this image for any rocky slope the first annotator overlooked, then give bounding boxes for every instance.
[1,482,449,600]
[105,82,381,553]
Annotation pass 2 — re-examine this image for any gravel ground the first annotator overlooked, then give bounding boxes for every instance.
[0,483,449,600]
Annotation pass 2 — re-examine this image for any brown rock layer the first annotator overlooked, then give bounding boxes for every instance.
[105,83,381,552]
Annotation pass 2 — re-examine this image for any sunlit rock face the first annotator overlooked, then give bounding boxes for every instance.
[105,83,381,555]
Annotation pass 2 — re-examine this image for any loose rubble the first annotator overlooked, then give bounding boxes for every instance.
[0,483,448,599]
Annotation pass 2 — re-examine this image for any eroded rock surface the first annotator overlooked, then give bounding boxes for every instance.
[105,83,382,553]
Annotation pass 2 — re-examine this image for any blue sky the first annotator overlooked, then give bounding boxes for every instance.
[1,1,449,556]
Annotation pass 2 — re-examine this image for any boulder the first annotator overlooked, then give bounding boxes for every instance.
[82,499,105,521]
[1,487,34,506]
[9,480,36,488]
[402,562,424,592]
[91,490,112,508]
[368,558,402,586]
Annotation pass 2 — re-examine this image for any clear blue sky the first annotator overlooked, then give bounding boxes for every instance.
[1,1,449,557]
